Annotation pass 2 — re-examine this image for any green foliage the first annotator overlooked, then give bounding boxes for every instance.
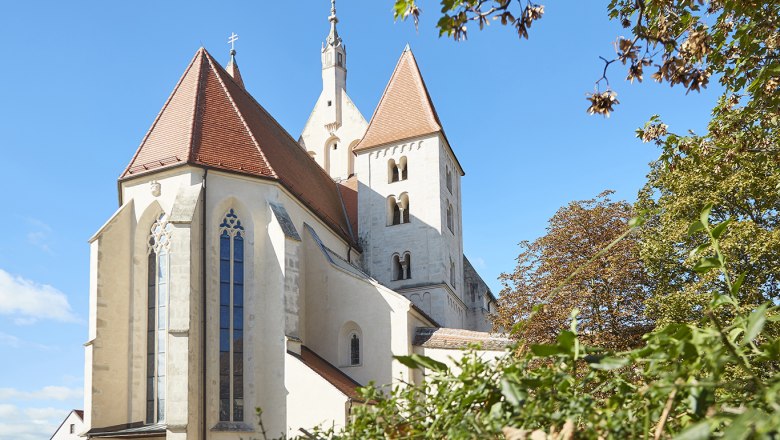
[312,208,780,439]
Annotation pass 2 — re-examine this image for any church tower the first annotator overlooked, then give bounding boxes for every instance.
[299,0,368,181]
[353,47,467,328]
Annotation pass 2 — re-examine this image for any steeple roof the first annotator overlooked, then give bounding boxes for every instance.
[354,47,445,151]
[121,47,356,245]
[226,50,244,88]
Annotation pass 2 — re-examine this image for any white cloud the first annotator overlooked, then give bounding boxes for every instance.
[0,269,79,324]
[0,404,67,440]
[0,386,83,401]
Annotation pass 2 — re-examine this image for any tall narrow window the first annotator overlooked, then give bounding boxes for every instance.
[446,167,453,193]
[147,213,172,424]
[403,253,412,279]
[219,209,245,422]
[350,334,360,365]
[447,204,454,232]
[399,193,410,224]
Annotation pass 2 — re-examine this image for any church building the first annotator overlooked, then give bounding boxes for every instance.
[83,3,503,438]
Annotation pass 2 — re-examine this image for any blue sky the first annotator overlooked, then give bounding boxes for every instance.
[0,1,720,438]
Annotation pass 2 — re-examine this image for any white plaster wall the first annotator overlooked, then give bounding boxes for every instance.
[355,134,467,328]
[300,90,367,180]
[86,200,133,430]
[301,228,418,389]
[51,412,85,440]
[285,353,350,436]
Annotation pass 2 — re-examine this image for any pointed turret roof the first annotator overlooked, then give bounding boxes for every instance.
[121,47,356,245]
[226,49,244,88]
[354,47,445,152]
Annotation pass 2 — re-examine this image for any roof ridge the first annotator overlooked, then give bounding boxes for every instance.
[121,48,204,178]
[187,50,208,163]
[202,50,277,179]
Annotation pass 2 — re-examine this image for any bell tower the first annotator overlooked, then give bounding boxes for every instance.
[299,0,368,180]
[320,0,347,131]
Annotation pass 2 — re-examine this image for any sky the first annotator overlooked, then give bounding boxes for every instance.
[0,1,721,438]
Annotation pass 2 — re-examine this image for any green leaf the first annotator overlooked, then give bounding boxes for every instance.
[730,273,746,296]
[693,257,722,273]
[500,377,525,407]
[394,354,448,372]
[557,330,577,355]
[688,220,705,235]
[588,356,630,370]
[673,420,710,440]
[689,242,711,259]
[710,218,732,239]
[744,302,769,344]
[711,292,737,309]
[699,204,714,229]
[530,344,563,357]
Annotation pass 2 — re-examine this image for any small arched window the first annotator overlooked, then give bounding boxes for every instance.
[388,159,399,183]
[399,193,410,224]
[450,258,456,288]
[340,322,362,367]
[338,53,344,67]
[446,204,454,232]
[392,253,412,280]
[350,333,360,365]
[446,167,453,193]
[398,156,408,181]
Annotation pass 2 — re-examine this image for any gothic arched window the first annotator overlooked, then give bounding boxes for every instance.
[219,209,245,422]
[146,213,172,424]
[446,167,453,193]
[399,193,410,224]
[350,333,360,365]
[446,204,454,232]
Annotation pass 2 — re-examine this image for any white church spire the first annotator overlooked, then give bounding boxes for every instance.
[326,0,342,48]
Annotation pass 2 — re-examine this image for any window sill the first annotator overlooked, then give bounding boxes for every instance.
[211,421,254,432]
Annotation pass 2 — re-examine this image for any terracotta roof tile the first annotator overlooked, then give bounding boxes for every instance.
[355,48,444,151]
[291,346,365,402]
[120,48,356,246]
[413,327,511,351]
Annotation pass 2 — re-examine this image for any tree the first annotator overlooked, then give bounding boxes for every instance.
[392,0,779,119]
[635,118,780,326]
[493,191,652,350]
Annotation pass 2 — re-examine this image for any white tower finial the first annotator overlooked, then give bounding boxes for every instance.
[326,0,341,47]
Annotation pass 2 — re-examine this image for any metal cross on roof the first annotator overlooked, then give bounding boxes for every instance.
[228,32,239,51]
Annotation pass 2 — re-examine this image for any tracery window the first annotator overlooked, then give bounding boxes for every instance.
[219,209,245,422]
[147,213,172,423]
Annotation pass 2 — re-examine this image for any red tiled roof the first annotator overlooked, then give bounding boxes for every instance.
[291,346,365,402]
[121,48,355,246]
[354,47,444,151]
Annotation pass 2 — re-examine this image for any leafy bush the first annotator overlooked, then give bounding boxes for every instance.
[317,207,780,439]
